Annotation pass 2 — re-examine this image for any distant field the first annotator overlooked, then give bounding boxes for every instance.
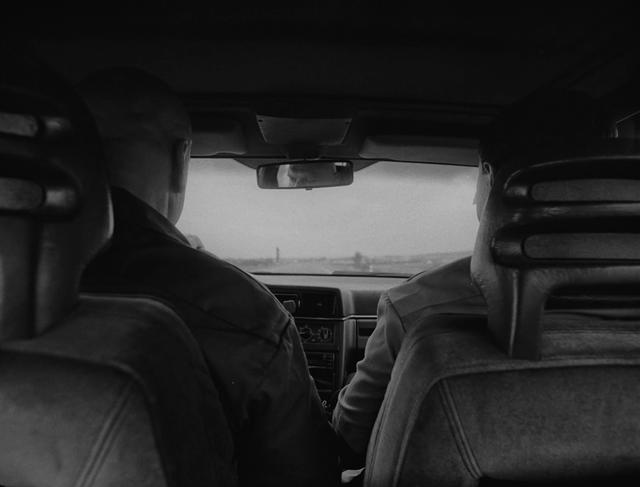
[227,250,471,276]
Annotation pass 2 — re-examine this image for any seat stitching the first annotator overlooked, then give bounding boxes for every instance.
[73,380,136,487]
[438,380,482,479]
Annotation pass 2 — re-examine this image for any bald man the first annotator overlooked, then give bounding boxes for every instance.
[79,69,338,487]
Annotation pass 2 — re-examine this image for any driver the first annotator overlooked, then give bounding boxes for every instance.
[79,68,339,487]
[332,90,618,468]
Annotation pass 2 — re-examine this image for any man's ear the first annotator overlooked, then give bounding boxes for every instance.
[170,138,192,193]
[481,161,494,187]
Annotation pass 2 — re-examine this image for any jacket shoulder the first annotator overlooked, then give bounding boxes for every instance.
[89,240,291,342]
[386,256,484,322]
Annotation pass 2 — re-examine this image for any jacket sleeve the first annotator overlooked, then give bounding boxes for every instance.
[332,293,406,461]
[238,319,340,487]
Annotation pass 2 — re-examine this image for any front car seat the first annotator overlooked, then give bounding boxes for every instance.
[365,140,640,486]
[0,49,235,486]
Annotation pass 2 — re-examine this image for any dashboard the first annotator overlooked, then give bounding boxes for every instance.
[257,274,406,414]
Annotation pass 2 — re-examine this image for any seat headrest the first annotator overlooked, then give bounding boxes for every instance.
[471,139,640,359]
[0,49,112,340]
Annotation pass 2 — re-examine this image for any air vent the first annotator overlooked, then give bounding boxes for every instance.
[273,293,300,314]
[274,293,299,303]
[273,290,340,317]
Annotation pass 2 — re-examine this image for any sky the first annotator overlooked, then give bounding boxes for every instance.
[177,158,480,260]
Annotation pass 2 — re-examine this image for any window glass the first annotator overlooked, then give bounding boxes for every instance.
[178,159,479,276]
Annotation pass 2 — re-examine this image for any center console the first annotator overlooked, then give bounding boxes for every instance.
[271,288,348,414]
[261,274,404,419]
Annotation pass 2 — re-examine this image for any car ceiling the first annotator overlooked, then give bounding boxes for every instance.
[22,5,640,167]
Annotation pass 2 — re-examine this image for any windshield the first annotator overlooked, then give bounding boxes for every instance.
[177,158,479,276]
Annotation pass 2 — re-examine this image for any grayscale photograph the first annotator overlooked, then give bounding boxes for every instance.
[1,4,639,486]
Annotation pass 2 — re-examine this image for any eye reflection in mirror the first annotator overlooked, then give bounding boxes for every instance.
[257,161,354,189]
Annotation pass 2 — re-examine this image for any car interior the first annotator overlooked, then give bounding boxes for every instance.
[3,5,640,486]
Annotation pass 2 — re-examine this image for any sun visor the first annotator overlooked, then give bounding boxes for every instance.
[359,135,478,165]
[190,117,247,156]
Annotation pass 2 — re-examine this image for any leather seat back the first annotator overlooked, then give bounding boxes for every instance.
[0,49,235,486]
[366,141,640,486]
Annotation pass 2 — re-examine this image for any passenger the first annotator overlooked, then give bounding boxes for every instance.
[78,68,338,487]
[332,90,618,467]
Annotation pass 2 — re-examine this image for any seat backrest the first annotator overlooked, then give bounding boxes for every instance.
[0,48,235,486]
[365,141,640,486]
[0,295,236,487]
[366,313,640,486]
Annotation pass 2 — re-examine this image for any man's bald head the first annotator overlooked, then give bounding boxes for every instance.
[473,89,617,220]
[78,68,192,224]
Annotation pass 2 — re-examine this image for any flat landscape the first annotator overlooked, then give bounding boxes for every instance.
[229,250,471,276]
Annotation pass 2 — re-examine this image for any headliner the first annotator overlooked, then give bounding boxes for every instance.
[28,6,639,105]
[23,6,640,163]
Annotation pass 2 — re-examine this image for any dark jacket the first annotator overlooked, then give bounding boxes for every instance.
[82,187,338,487]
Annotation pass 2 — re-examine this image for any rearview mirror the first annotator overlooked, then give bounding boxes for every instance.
[257,161,353,189]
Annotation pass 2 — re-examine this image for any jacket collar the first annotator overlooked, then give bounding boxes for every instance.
[110,187,191,247]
